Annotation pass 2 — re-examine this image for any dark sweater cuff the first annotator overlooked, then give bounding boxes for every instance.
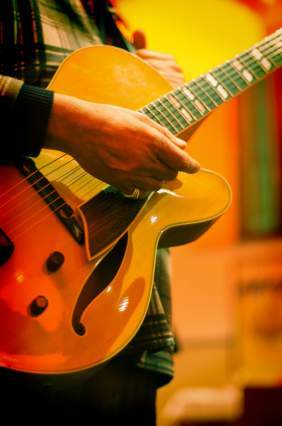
[13,84,54,157]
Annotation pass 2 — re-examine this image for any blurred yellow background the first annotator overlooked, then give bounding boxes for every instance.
[118,1,281,424]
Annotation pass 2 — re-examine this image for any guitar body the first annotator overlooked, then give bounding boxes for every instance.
[0,45,231,374]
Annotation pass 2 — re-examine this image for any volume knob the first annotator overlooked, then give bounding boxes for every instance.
[29,296,48,317]
[46,251,65,272]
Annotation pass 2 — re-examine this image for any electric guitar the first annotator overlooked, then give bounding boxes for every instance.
[0,28,280,374]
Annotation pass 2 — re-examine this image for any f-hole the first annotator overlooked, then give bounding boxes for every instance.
[72,233,128,336]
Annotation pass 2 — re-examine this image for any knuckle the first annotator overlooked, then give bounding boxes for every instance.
[167,170,178,180]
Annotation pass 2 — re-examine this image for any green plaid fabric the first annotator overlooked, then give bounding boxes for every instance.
[0,0,175,385]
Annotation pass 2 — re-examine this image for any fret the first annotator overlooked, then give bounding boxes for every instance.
[205,72,230,101]
[182,87,196,101]
[164,95,189,128]
[261,57,272,70]
[268,52,280,66]
[252,48,263,60]
[166,93,195,125]
[179,108,194,124]
[264,35,281,65]
[213,66,239,96]
[246,53,266,78]
[139,29,281,135]
[202,74,226,105]
[213,65,235,96]
[206,73,218,87]
[142,105,166,128]
[217,84,229,99]
[225,61,249,90]
[181,84,215,116]
[249,50,271,76]
[194,98,207,114]
[154,99,182,132]
[175,88,203,121]
[143,104,177,135]
[242,69,254,82]
[197,77,219,108]
[155,98,185,133]
[188,79,216,110]
[183,87,207,116]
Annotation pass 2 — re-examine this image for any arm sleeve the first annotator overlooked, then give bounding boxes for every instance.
[0,74,54,161]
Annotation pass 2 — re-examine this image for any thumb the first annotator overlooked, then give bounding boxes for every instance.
[132,29,147,50]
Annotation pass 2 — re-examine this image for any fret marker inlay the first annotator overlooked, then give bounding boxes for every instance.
[217,85,229,99]
[139,29,280,138]
[252,48,263,60]
[182,87,195,100]
[206,73,218,87]
[233,60,243,71]
[242,69,253,82]
[167,95,181,108]
[180,108,193,123]
[261,58,272,70]
[194,99,206,113]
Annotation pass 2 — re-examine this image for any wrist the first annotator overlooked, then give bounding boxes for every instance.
[11,84,54,158]
[44,93,110,155]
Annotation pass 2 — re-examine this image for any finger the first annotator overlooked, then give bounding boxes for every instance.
[140,114,187,149]
[137,159,178,181]
[138,121,199,173]
[138,113,187,149]
[156,139,200,174]
[132,30,147,50]
[138,57,183,73]
[152,164,178,181]
[133,176,164,191]
[157,72,184,85]
[135,50,175,61]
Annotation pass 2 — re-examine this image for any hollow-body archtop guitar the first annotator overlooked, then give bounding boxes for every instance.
[0,29,280,374]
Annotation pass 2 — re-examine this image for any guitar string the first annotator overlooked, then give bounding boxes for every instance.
[2,39,281,235]
[0,36,279,209]
[0,152,68,203]
[172,31,280,116]
[149,36,281,132]
[0,156,78,215]
[0,164,83,224]
[0,39,280,232]
[0,33,279,207]
[3,45,281,241]
[0,36,278,225]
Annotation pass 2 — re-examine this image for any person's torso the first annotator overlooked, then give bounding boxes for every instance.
[0,0,125,86]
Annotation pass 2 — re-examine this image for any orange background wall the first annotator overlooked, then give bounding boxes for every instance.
[118,0,268,342]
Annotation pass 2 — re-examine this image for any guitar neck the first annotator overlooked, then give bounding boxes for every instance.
[140,28,282,135]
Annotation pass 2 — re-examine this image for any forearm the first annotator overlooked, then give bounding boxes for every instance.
[0,74,53,160]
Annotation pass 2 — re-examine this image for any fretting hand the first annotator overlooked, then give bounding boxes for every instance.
[133,30,185,88]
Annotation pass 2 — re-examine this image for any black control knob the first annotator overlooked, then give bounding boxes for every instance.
[29,296,48,317]
[46,251,65,272]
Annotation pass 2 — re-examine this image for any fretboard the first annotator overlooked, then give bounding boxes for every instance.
[140,28,281,135]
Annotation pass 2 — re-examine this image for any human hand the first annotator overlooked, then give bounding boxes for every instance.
[132,30,185,88]
[45,93,200,193]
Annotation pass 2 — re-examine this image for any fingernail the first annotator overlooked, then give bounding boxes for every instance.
[187,160,200,173]
[175,139,187,148]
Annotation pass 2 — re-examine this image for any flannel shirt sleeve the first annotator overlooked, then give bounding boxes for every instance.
[0,74,54,160]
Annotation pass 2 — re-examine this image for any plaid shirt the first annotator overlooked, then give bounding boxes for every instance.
[0,0,175,385]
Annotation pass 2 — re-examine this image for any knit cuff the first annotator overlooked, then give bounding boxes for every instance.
[0,76,24,111]
[13,84,54,157]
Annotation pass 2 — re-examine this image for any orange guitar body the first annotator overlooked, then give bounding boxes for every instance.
[0,46,231,374]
